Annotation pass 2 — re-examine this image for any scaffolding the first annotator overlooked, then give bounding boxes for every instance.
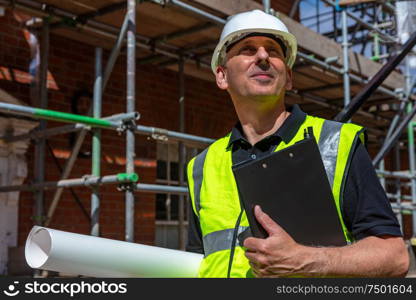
[301,0,416,237]
[0,0,415,269]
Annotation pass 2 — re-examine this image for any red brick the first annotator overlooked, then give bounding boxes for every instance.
[1,3,410,247]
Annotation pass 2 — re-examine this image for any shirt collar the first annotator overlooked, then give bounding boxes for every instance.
[227,104,307,149]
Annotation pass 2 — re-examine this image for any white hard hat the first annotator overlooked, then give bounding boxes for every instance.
[211,9,297,73]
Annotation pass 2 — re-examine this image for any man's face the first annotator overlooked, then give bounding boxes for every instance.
[215,36,292,101]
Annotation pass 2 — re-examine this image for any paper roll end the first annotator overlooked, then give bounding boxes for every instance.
[25,226,52,268]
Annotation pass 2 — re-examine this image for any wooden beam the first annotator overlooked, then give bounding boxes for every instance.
[191,0,261,15]
[339,0,376,6]
[299,82,346,93]
[191,0,405,91]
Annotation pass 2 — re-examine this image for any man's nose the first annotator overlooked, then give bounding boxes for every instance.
[256,47,269,61]
[255,47,270,70]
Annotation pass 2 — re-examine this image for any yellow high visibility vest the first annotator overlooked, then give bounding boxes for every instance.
[187,115,365,278]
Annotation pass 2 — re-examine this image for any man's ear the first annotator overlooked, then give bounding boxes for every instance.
[284,67,293,91]
[215,66,228,90]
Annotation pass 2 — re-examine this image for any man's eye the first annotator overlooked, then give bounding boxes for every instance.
[239,46,256,55]
[268,48,284,57]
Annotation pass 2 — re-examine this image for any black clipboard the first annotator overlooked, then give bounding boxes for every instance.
[232,136,347,247]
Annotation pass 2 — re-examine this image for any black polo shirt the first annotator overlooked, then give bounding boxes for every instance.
[186,105,402,254]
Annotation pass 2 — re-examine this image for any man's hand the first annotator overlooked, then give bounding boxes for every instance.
[243,205,311,277]
[243,206,409,278]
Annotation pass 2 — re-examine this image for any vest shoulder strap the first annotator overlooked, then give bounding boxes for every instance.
[318,120,344,188]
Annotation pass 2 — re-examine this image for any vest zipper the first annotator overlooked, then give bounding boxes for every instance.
[227,209,243,278]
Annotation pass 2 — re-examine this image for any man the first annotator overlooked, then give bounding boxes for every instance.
[186,9,409,278]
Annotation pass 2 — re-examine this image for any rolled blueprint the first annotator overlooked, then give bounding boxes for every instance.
[25,226,202,277]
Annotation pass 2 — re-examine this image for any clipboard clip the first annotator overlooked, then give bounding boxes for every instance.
[304,126,314,139]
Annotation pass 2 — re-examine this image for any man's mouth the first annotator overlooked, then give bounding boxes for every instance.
[250,72,274,80]
[250,72,275,80]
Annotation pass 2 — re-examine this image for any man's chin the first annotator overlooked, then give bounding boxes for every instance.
[246,90,280,99]
[248,95,283,104]
[246,84,281,95]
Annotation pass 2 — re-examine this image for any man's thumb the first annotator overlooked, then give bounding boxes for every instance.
[254,205,284,236]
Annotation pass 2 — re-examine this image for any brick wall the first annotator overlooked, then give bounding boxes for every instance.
[0,9,237,246]
[0,1,412,251]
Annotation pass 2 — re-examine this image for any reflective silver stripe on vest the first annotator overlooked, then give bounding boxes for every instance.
[203,226,249,257]
[318,120,342,188]
[192,148,208,216]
